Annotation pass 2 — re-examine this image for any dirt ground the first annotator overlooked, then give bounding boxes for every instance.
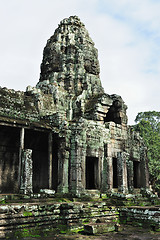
[48,231,160,240]
[17,226,160,240]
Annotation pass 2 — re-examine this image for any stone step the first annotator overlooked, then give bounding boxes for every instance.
[83,222,118,234]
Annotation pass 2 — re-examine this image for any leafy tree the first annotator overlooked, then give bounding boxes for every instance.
[135,111,160,131]
[134,111,160,193]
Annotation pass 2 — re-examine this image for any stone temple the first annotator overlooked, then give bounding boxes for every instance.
[0,16,149,196]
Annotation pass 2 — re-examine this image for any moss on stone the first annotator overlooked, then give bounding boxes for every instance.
[23,211,33,217]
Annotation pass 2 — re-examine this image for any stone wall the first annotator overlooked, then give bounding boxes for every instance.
[0,199,119,238]
[0,87,39,122]
[0,196,159,238]
[120,206,160,231]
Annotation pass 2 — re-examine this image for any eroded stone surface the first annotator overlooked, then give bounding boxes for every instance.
[0,16,149,197]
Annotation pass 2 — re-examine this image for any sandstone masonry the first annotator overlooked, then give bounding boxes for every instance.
[0,16,149,196]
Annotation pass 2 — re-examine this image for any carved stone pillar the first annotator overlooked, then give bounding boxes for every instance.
[140,146,149,189]
[107,156,113,191]
[70,140,85,195]
[20,149,33,194]
[127,159,134,193]
[105,143,113,192]
[57,138,69,193]
[117,152,128,193]
[101,144,107,192]
[69,124,87,196]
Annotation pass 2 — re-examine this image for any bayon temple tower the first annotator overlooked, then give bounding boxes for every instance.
[0,16,149,196]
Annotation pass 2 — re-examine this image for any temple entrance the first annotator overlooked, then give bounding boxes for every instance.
[0,125,20,193]
[133,161,140,188]
[85,157,99,189]
[24,129,49,192]
[113,158,118,188]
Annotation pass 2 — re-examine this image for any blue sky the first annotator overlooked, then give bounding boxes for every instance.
[0,0,160,124]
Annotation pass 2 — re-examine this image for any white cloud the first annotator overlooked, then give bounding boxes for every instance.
[87,0,160,124]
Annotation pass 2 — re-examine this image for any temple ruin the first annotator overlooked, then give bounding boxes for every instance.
[0,16,149,196]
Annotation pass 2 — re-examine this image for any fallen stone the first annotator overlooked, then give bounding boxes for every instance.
[84,223,116,235]
[40,189,55,196]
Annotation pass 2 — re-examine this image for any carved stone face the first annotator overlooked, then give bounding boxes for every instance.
[39,16,101,96]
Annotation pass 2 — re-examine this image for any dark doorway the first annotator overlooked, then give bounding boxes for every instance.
[113,158,118,188]
[104,100,122,124]
[85,157,99,189]
[133,161,140,188]
[24,129,49,192]
[0,126,20,193]
[52,134,58,192]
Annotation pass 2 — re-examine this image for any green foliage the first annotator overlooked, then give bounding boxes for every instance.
[13,228,41,238]
[134,111,160,194]
[135,111,160,131]
[23,211,33,217]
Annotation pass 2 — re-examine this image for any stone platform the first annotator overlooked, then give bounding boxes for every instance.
[0,193,159,239]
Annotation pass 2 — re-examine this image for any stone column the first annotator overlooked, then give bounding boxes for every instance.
[140,146,149,189]
[70,139,85,195]
[18,128,25,188]
[107,157,113,191]
[117,152,128,193]
[126,159,134,193]
[69,125,86,196]
[105,143,113,192]
[20,149,33,194]
[57,138,69,193]
[48,132,53,189]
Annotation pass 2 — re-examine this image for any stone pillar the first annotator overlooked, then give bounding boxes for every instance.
[140,146,149,189]
[70,125,86,196]
[98,153,103,191]
[20,149,33,194]
[126,159,134,193]
[48,132,53,189]
[107,157,113,191]
[57,138,69,193]
[18,128,25,188]
[70,140,85,195]
[117,152,128,193]
[104,143,113,192]
[102,144,107,192]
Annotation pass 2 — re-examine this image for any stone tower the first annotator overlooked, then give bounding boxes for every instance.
[39,16,103,95]
[36,16,127,125]
[0,16,149,196]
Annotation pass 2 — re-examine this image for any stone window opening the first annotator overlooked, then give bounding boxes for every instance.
[104,100,122,124]
[133,161,141,188]
[85,157,99,190]
[112,158,118,188]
